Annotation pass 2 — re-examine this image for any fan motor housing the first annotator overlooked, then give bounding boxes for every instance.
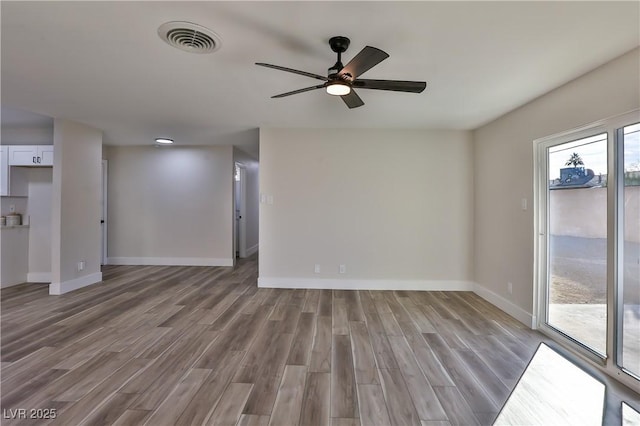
[329,36,350,53]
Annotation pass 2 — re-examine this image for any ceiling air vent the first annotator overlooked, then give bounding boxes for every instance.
[158,21,221,54]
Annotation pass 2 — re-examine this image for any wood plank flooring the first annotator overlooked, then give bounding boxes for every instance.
[0,256,579,425]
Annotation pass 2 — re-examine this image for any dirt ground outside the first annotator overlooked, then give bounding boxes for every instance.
[548,235,640,374]
[549,235,639,305]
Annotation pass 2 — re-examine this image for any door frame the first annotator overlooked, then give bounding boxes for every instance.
[534,123,609,364]
[533,109,640,390]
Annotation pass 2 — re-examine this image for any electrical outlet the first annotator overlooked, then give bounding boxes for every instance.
[9,204,15,213]
[507,282,513,295]
[339,264,346,274]
[314,264,321,274]
[77,261,85,272]
[521,198,527,211]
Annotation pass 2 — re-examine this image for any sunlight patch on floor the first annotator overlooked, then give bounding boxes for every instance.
[494,343,605,426]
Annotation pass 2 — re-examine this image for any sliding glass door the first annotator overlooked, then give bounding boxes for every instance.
[546,133,608,355]
[618,123,640,378]
[536,110,640,386]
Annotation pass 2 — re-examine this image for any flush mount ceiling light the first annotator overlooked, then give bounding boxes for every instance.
[326,81,351,96]
[155,138,174,144]
[158,21,222,54]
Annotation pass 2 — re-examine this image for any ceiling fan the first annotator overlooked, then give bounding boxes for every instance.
[256,36,427,109]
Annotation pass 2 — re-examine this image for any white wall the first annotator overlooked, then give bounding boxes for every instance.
[473,48,640,323]
[259,128,474,289]
[0,190,28,287]
[1,127,53,145]
[51,119,103,294]
[234,147,259,256]
[27,167,52,280]
[0,196,27,217]
[106,145,234,266]
[0,227,29,287]
[549,187,639,243]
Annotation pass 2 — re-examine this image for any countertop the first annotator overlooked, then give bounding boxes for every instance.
[1,225,29,230]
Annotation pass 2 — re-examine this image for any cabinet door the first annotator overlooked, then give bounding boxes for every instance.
[8,146,38,165]
[0,146,8,196]
[38,146,54,166]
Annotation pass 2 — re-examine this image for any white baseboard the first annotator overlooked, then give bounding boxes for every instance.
[258,277,474,291]
[530,315,538,330]
[107,257,234,267]
[27,272,52,283]
[245,244,258,257]
[1,280,26,289]
[50,272,102,295]
[473,282,535,328]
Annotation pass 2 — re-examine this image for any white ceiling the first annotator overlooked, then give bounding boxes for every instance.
[2,1,638,156]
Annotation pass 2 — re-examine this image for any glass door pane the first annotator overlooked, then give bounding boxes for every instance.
[619,123,640,377]
[547,133,608,355]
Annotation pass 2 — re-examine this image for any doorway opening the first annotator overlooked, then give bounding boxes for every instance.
[234,162,247,259]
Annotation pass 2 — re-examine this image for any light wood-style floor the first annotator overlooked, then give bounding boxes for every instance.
[0,256,628,425]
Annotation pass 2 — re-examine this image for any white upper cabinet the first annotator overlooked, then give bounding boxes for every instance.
[0,146,8,196]
[8,145,37,165]
[39,146,54,165]
[8,145,53,166]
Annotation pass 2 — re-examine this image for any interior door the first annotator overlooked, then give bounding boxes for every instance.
[234,164,240,258]
[101,160,108,265]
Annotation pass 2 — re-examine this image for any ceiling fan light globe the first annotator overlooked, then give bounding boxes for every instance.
[155,138,174,144]
[326,82,351,96]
